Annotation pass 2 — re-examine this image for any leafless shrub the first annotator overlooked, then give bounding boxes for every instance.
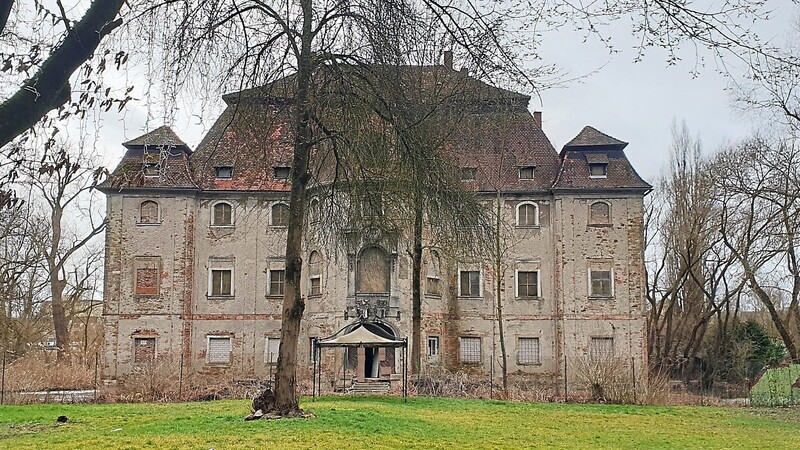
[573,356,635,404]
[3,351,94,392]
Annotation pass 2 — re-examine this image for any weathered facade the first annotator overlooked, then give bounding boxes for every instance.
[100,63,651,389]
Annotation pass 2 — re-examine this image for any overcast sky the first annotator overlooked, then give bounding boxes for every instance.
[98,2,799,186]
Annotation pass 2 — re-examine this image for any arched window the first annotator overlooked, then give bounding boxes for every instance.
[356,246,390,294]
[589,201,611,225]
[309,198,320,223]
[309,251,322,296]
[212,202,233,226]
[516,202,539,227]
[139,200,159,224]
[271,203,290,226]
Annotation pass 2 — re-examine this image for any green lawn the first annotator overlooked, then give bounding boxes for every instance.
[1,396,799,449]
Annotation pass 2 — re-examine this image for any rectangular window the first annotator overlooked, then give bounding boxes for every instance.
[590,337,614,361]
[426,277,441,296]
[135,268,159,296]
[517,271,539,298]
[210,269,233,296]
[265,337,280,364]
[590,269,613,297]
[459,270,481,297]
[207,336,232,364]
[427,336,440,361]
[310,277,321,296]
[518,166,535,180]
[269,270,285,296]
[143,163,160,177]
[273,166,290,180]
[459,336,481,364]
[518,338,540,365]
[589,163,608,178]
[133,337,156,363]
[215,166,233,179]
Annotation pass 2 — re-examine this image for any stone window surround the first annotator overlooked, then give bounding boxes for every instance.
[270,202,290,227]
[265,259,285,298]
[206,334,233,365]
[308,251,322,297]
[459,336,482,364]
[132,335,157,364]
[588,259,614,299]
[208,259,235,298]
[589,336,615,361]
[588,200,612,227]
[427,335,440,361]
[516,201,540,228]
[458,266,482,298]
[264,336,280,364]
[515,269,541,299]
[137,199,161,225]
[517,337,541,365]
[210,201,235,227]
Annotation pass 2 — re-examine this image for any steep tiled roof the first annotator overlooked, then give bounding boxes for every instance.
[122,125,189,149]
[100,126,197,191]
[562,126,627,150]
[553,127,651,191]
[449,112,559,193]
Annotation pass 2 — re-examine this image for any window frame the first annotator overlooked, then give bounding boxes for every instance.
[517,337,541,365]
[268,269,285,297]
[273,166,291,180]
[215,166,234,179]
[308,251,322,296]
[208,267,234,298]
[516,202,540,227]
[458,269,482,298]
[206,335,232,365]
[427,336,440,361]
[515,270,541,299]
[518,166,535,180]
[142,163,160,177]
[459,336,482,364]
[588,163,608,178]
[211,201,234,227]
[588,267,614,298]
[270,202,290,227]
[137,200,161,225]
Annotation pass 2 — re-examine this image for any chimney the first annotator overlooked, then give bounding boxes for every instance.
[444,50,453,70]
[533,111,542,128]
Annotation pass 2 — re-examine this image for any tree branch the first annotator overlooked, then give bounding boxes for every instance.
[0,0,125,149]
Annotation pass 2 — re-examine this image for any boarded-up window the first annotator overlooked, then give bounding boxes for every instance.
[265,337,280,364]
[357,247,389,293]
[207,336,232,364]
[136,268,159,296]
[459,270,480,297]
[518,338,540,364]
[210,269,232,296]
[139,200,159,224]
[309,251,322,295]
[271,203,290,226]
[517,203,538,226]
[134,257,161,297]
[212,202,232,226]
[590,337,614,361]
[460,337,481,363]
[590,269,613,297]
[590,202,611,225]
[517,271,539,297]
[133,337,156,363]
[269,270,285,296]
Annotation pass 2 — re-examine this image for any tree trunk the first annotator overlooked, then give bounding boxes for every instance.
[495,190,508,394]
[411,200,423,374]
[51,279,68,360]
[269,0,314,415]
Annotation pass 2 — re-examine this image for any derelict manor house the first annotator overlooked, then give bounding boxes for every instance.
[99,58,651,389]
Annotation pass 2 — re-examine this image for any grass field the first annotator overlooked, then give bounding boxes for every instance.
[1,396,799,449]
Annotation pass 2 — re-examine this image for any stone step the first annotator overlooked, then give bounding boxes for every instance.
[348,381,390,395]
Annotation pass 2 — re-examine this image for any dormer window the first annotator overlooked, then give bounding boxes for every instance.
[518,166,535,180]
[273,166,290,180]
[215,166,233,179]
[589,163,608,178]
[143,163,160,177]
[586,154,608,178]
[461,167,477,181]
